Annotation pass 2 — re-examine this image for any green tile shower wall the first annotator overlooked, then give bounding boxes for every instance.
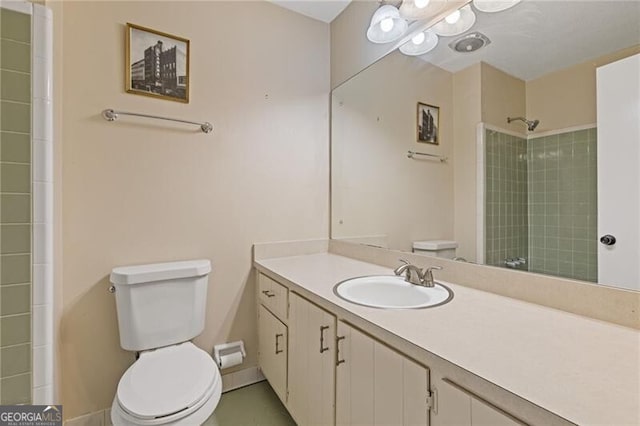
[485,130,529,269]
[0,7,32,405]
[528,129,598,282]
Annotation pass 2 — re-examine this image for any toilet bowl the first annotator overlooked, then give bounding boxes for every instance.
[111,342,221,425]
[109,260,219,425]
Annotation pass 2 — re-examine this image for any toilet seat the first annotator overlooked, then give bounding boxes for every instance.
[117,342,219,422]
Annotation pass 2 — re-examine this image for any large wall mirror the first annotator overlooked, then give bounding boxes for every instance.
[331,1,640,291]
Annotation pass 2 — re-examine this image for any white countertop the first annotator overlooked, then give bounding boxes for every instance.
[255,253,640,426]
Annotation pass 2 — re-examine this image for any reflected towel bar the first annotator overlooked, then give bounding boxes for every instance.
[407,151,447,162]
[102,109,214,134]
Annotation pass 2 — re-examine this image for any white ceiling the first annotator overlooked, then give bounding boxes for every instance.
[266,0,639,80]
[267,0,352,23]
[422,0,640,81]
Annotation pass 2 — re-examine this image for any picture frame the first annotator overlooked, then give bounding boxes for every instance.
[125,23,190,103]
[417,102,439,145]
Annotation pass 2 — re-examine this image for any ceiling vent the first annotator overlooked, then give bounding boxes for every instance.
[449,32,491,53]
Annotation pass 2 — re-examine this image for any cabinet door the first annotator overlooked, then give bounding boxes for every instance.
[336,322,375,426]
[288,293,336,426]
[336,321,430,426]
[258,304,288,404]
[435,379,524,426]
[471,399,522,426]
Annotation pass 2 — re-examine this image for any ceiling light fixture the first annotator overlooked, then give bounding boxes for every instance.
[399,29,439,56]
[472,0,522,13]
[399,0,447,21]
[432,5,476,37]
[366,5,409,44]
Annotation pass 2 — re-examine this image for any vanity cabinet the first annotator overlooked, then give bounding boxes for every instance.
[336,321,431,425]
[434,379,524,426]
[287,292,336,425]
[257,304,288,403]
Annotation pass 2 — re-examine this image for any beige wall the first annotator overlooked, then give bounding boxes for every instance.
[452,63,481,262]
[451,63,525,262]
[481,63,526,129]
[527,44,640,132]
[332,52,454,252]
[59,1,329,419]
[330,0,388,89]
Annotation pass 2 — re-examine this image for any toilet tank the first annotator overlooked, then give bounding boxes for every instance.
[110,259,211,351]
[412,240,458,259]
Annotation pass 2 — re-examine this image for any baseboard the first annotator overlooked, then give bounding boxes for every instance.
[65,408,111,426]
[221,366,266,392]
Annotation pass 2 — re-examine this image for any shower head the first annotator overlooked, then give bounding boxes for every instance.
[507,116,540,132]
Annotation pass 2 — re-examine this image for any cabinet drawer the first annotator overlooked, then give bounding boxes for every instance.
[258,273,288,321]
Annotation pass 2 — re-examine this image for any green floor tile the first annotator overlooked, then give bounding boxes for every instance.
[205,381,295,426]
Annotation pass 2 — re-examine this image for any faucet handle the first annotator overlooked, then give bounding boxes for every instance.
[398,258,410,266]
[422,265,442,287]
[393,259,410,276]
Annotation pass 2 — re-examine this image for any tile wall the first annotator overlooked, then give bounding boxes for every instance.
[528,128,598,282]
[484,127,598,282]
[0,6,32,404]
[484,130,529,270]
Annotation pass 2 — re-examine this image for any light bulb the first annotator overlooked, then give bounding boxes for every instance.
[445,9,461,24]
[414,0,430,9]
[412,32,426,45]
[380,17,394,32]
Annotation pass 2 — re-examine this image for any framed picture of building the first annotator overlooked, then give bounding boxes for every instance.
[417,102,439,145]
[125,23,190,103]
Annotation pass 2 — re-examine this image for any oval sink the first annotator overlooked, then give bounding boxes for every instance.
[333,275,453,309]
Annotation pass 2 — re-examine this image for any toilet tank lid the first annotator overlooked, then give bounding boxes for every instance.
[110,259,211,285]
[413,240,458,250]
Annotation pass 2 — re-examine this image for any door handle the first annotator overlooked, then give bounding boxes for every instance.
[320,326,330,353]
[275,333,284,354]
[262,290,276,298]
[600,234,616,246]
[336,335,345,366]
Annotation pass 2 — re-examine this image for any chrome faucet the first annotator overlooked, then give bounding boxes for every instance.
[393,259,442,288]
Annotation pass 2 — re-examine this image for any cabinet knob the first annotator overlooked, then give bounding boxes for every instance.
[336,336,346,365]
[275,333,284,354]
[320,326,330,353]
[262,290,276,298]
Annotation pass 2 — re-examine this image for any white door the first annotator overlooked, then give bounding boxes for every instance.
[596,53,640,290]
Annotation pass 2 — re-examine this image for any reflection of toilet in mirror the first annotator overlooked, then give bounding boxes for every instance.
[412,240,458,259]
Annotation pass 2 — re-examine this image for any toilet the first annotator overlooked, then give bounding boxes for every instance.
[412,240,458,259]
[109,260,221,425]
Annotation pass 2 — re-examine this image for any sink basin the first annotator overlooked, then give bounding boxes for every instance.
[333,275,453,309]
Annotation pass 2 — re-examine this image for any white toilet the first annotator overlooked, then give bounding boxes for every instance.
[109,259,221,425]
[412,240,458,259]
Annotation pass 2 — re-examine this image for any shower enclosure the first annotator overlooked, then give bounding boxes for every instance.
[0,0,54,403]
[478,123,598,282]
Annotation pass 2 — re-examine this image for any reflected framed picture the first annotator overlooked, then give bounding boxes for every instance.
[125,23,190,103]
[417,102,439,145]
